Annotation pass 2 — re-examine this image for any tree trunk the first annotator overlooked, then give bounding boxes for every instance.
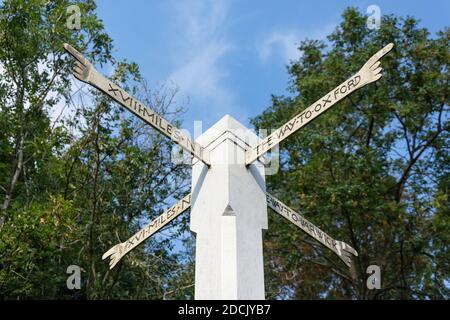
[1,134,24,212]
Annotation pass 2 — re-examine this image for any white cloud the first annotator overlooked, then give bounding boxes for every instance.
[170,41,232,107]
[35,57,78,127]
[167,0,235,112]
[258,32,300,63]
[257,24,336,64]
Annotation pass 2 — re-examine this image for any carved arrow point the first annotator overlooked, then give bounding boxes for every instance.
[223,204,236,216]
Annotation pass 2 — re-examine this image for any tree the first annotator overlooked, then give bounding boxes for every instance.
[0,0,112,220]
[0,0,193,299]
[253,8,449,299]
[0,0,113,298]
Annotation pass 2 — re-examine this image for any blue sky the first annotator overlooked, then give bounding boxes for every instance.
[95,0,449,134]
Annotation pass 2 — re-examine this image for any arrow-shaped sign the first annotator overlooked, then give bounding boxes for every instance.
[103,191,358,269]
[246,43,394,165]
[102,194,191,269]
[266,192,358,268]
[63,44,210,167]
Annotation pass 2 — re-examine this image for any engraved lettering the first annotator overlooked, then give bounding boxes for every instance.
[305,111,312,119]
[108,83,120,96]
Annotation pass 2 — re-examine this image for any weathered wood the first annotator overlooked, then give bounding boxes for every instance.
[246,43,394,165]
[102,194,191,269]
[63,43,210,166]
[266,192,358,268]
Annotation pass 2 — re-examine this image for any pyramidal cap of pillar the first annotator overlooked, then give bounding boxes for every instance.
[196,114,259,145]
[192,114,263,166]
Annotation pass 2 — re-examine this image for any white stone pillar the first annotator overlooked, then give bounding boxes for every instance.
[190,115,268,300]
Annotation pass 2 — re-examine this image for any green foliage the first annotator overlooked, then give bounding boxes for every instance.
[0,2,447,300]
[0,195,78,297]
[0,0,193,299]
[254,8,449,299]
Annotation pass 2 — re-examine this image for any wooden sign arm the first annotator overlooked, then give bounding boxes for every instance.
[102,194,191,269]
[266,192,358,269]
[63,44,210,167]
[246,43,394,165]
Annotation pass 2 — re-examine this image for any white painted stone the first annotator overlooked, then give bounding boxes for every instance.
[190,115,268,300]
